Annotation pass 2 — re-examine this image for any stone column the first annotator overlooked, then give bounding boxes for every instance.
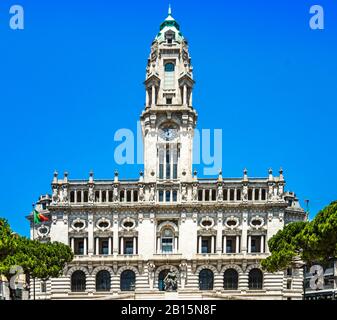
[71,238,74,253]
[211,236,215,254]
[108,237,112,255]
[157,237,161,254]
[84,238,87,256]
[198,236,202,254]
[216,214,223,254]
[260,235,264,253]
[152,85,156,106]
[241,212,248,254]
[95,238,99,255]
[174,237,178,253]
[120,237,124,255]
[248,236,251,254]
[146,89,149,107]
[133,237,137,255]
[88,213,94,256]
[236,236,240,254]
[183,85,187,105]
[223,236,226,254]
[113,215,119,255]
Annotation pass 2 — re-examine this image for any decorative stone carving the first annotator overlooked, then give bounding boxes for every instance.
[192,185,198,202]
[139,185,145,202]
[181,185,187,202]
[149,186,155,202]
[113,185,119,202]
[164,268,178,292]
[217,186,223,201]
[88,185,95,203]
[52,186,59,204]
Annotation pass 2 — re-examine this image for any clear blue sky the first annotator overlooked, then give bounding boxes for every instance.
[0,0,336,236]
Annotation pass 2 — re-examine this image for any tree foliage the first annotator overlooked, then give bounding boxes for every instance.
[262,201,337,272]
[0,218,73,299]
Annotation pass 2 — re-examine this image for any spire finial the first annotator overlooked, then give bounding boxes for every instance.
[168,3,172,16]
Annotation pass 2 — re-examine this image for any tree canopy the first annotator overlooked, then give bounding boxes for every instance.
[262,201,337,272]
[0,218,73,299]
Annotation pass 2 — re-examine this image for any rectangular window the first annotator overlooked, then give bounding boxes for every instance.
[159,164,164,179]
[211,190,216,201]
[205,190,210,201]
[166,98,172,105]
[70,191,75,203]
[248,189,253,201]
[108,191,113,202]
[95,191,100,202]
[250,236,261,253]
[172,191,177,202]
[162,238,173,253]
[198,190,203,201]
[159,191,164,202]
[201,238,211,254]
[84,191,89,202]
[74,238,84,255]
[166,146,171,179]
[254,189,260,201]
[133,191,138,202]
[237,189,241,201]
[287,280,292,290]
[127,190,132,202]
[41,281,47,293]
[99,238,109,255]
[124,239,134,255]
[261,189,266,201]
[223,189,228,201]
[77,191,82,203]
[102,191,107,203]
[230,189,235,201]
[166,191,171,202]
[120,191,125,202]
[226,236,236,254]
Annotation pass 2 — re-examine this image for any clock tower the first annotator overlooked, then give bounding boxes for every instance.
[140,7,198,183]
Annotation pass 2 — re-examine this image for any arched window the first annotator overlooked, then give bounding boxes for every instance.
[120,270,136,292]
[223,269,239,290]
[161,228,174,253]
[199,269,214,291]
[71,271,86,292]
[96,270,111,292]
[164,63,175,89]
[248,268,263,290]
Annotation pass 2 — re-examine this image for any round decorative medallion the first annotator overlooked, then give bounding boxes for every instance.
[121,217,136,231]
[200,217,215,229]
[96,218,111,231]
[225,217,239,229]
[250,216,264,229]
[71,219,86,232]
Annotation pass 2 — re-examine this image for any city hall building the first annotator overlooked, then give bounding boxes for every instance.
[29,9,306,300]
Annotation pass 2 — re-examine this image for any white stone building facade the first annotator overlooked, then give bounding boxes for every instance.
[29,9,306,300]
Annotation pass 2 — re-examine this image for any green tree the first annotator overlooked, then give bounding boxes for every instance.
[262,201,337,272]
[0,218,73,300]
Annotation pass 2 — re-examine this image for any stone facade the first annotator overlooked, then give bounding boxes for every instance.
[28,9,306,300]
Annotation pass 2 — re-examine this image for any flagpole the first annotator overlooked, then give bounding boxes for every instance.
[32,203,36,301]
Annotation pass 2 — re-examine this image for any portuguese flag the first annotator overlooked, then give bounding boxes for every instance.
[34,210,48,224]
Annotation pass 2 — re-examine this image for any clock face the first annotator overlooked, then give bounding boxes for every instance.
[159,127,178,141]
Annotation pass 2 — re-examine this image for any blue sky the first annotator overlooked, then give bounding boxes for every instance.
[0,0,336,236]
